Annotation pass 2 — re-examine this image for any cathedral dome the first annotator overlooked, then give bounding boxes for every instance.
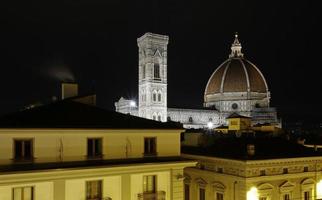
[205,34,268,96]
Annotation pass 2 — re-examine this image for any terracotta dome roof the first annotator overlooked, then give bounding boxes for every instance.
[205,34,268,95]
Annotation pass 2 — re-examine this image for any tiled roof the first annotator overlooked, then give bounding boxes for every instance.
[205,58,268,95]
[182,136,322,160]
[0,100,182,129]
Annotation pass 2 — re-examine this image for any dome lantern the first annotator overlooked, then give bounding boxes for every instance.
[229,32,244,58]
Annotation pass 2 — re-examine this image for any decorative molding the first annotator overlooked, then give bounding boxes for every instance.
[212,181,226,192]
[184,173,191,184]
[279,181,295,193]
[195,177,207,188]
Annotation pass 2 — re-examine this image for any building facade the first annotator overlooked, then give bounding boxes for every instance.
[0,91,196,200]
[182,154,322,200]
[115,33,279,129]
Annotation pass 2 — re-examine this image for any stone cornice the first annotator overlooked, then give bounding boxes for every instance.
[182,153,322,168]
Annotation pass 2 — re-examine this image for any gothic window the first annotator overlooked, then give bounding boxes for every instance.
[157,115,161,121]
[188,117,193,123]
[209,118,212,122]
[153,115,156,120]
[154,63,160,79]
[142,65,145,79]
[158,93,161,102]
[153,92,157,102]
[167,116,171,121]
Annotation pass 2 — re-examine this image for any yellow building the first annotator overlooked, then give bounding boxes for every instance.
[226,113,252,131]
[182,137,322,200]
[215,113,279,134]
[0,92,196,200]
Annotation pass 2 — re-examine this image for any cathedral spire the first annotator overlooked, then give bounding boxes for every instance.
[229,32,244,58]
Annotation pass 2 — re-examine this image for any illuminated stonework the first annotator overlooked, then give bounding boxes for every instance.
[115,32,279,128]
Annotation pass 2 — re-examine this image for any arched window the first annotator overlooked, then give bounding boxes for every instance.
[158,93,162,102]
[142,65,145,79]
[167,116,171,121]
[158,115,161,121]
[153,115,156,120]
[152,92,157,102]
[154,63,160,79]
[188,117,193,123]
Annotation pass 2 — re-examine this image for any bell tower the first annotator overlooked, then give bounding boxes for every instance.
[137,33,168,122]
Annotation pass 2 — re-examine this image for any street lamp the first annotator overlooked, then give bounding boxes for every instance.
[207,122,214,129]
[130,100,136,107]
[247,187,258,200]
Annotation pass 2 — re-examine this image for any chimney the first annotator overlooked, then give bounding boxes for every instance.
[61,82,78,99]
[247,144,255,157]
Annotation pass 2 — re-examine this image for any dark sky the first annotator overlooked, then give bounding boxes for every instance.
[1,0,321,119]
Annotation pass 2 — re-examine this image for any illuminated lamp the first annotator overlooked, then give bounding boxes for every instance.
[317,180,322,199]
[207,122,214,129]
[130,101,136,107]
[247,187,258,200]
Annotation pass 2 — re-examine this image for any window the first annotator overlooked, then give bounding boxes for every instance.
[158,93,161,102]
[283,194,290,200]
[13,186,34,200]
[184,184,190,200]
[283,168,288,174]
[87,138,102,158]
[142,65,145,79]
[216,192,224,200]
[154,63,160,79]
[199,188,205,200]
[153,115,156,120]
[153,93,157,102]
[86,180,102,200]
[217,167,223,173]
[232,103,238,109]
[143,175,156,193]
[304,166,309,172]
[157,115,161,121]
[167,116,171,121]
[188,117,193,123]
[144,137,156,156]
[14,139,33,160]
[260,169,266,176]
[259,197,267,200]
[304,191,310,200]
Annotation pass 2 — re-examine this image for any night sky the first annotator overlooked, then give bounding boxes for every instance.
[1,1,321,120]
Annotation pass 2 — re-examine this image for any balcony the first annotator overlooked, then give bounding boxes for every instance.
[138,191,166,200]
